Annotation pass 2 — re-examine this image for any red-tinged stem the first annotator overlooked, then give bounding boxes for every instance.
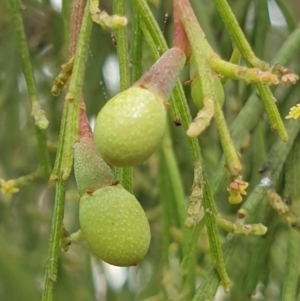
[132,0,189,102]
[69,0,87,58]
[133,48,186,101]
[172,0,190,55]
[79,104,93,139]
[68,0,92,138]
[173,0,214,57]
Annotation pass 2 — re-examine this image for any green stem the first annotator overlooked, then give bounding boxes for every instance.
[139,21,179,123]
[172,82,201,162]
[41,180,65,301]
[52,0,93,180]
[181,218,206,271]
[228,47,241,66]
[282,132,300,301]
[138,0,229,289]
[190,0,219,52]
[211,25,300,194]
[135,0,210,292]
[175,0,241,176]
[213,0,270,70]
[212,0,289,141]
[136,0,182,124]
[154,0,283,90]
[228,205,275,300]
[249,121,267,188]
[202,181,230,292]
[135,0,200,162]
[35,127,52,176]
[209,58,278,84]
[7,0,49,130]
[43,1,92,299]
[113,0,132,193]
[113,0,130,90]
[12,168,44,188]
[158,149,173,267]
[282,228,300,301]
[159,124,191,268]
[181,162,205,298]
[51,102,68,180]
[7,0,51,175]
[0,169,44,196]
[213,96,242,176]
[255,83,288,141]
[252,0,270,58]
[216,216,267,235]
[131,4,143,82]
[159,124,196,298]
[133,0,167,56]
[194,117,300,300]
[243,122,300,216]
[181,222,205,299]
[161,124,188,240]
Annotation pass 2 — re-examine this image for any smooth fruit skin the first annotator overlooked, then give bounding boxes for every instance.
[94,87,166,167]
[191,74,225,110]
[79,185,151,267]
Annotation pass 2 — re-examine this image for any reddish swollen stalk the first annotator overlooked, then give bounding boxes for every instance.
[172,0,190,55]
[79,104,93,139]
[133,48,186,101]
[133,2,189,101]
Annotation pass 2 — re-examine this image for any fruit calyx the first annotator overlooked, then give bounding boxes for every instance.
[133,47,186,101]
[74,110,114,196]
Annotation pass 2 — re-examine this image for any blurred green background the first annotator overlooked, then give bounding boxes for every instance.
[0,0,300,300]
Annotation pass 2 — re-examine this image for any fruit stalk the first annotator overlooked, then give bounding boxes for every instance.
[133,47,186,101]
[75,101,114,196]
[94,9,188,167]
[172,0,190,54]
[134,2,188,100]
[79,105,93,139]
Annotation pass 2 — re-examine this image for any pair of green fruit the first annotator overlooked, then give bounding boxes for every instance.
[76,87,166,267]
[77,66,224,267]
[77,46,186,267]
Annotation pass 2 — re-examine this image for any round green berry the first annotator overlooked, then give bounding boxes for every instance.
[79,184,151,266]
[94,87,166,167]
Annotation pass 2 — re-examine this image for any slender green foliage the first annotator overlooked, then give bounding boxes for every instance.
[112,0,133,192]
[1,1,300,301]
[7,0,51,176]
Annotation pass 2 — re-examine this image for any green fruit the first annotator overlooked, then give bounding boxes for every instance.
[79,184,151,266]
[191,74,225,110]
[94,87,166,167]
